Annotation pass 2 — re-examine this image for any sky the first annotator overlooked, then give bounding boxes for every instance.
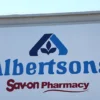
[0,0,100,15]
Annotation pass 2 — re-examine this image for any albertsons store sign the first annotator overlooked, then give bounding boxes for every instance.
[0,24,100,100]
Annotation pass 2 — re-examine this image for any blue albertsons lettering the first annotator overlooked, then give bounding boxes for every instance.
[0,59,99,76]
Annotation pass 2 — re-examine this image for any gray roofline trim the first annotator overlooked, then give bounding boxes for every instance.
[0,11,100,18]
[0,11,100,27]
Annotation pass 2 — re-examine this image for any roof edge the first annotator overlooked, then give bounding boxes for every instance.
[0,11,100,27]
[0,11,100,19]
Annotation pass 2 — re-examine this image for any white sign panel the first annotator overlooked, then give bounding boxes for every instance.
[0,23,100,100]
